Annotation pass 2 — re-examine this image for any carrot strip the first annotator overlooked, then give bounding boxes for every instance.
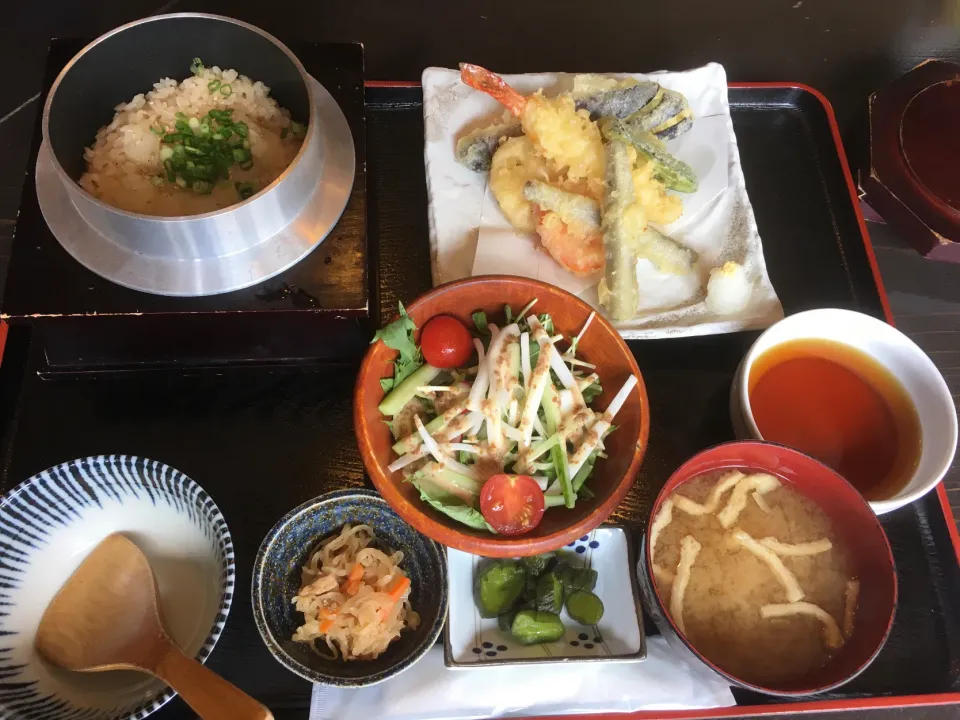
[340,563,365,596]
[318,616,336,633]
[379,576,411,620]
[388,576,411,602]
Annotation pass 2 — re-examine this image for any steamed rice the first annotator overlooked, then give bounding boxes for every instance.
[80,65,304,216]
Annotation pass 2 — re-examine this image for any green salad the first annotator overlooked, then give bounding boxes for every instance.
[373,300,638,536]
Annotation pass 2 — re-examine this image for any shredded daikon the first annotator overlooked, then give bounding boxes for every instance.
[414,415,445,464]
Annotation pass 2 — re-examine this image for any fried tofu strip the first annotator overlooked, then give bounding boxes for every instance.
[844,580,860,639]
[670,535,702,635]
[649,498,674,564]
[652,563,676,586]
[732,529,805,603]
[759,537,833,557]
[752,491,772,514]
[761,602,845,649]
[673,470,745,516]
[717,473,780,529]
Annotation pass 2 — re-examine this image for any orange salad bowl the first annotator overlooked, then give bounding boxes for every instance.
[354,276,649,557]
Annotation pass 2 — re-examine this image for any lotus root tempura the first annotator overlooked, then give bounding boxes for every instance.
[652,471,855,687]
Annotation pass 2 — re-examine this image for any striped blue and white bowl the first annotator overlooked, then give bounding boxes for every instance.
[0,455,235,720]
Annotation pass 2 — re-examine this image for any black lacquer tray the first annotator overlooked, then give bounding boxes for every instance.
[0,75,958,719]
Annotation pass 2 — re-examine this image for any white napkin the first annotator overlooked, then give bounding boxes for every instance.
[308,637,736,719]
[421,64,784,339]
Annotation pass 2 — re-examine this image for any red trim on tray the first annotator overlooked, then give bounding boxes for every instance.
[533,693,960,719]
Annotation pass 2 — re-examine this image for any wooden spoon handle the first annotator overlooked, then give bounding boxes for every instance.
[154,642,274,720]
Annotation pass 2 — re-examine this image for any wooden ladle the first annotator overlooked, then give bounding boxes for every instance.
[36,533,273,720]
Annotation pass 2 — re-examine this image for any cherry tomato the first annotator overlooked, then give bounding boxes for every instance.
[421,315,473,369]
[480,474,546,536]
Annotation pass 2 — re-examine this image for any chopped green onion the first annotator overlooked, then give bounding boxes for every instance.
[190,58,204,76]
[207,79,221,93]
[154,107,255,191]
[220,84,233,97]
[291,121,306,137]
[281,127,289,139]
[151,176,165,187]
[150,126,163,136]
[235,181,256,200]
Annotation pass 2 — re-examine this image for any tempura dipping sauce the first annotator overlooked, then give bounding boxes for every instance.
[747,339,922,501]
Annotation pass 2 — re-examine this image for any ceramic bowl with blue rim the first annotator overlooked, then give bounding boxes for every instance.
[444,525,645,667]
[251,488,448,687]
[0,456,234,720]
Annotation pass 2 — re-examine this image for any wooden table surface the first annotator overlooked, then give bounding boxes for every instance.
[1,2,959,718]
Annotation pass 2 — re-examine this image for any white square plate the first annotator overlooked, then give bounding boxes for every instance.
[444,527,645,667]
[422,64,784,339]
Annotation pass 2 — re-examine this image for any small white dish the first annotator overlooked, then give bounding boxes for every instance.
[730,308,958,514]
[0,456,234,720]
[444,526,645,667]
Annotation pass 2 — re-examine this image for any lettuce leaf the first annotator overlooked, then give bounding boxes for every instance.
[412,478,496,533]
[372,302,423,392]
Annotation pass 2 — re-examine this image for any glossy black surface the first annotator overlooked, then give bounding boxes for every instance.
[0,86,957,718]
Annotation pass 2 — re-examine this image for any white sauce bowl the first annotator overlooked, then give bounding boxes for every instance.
[730,308,957,514]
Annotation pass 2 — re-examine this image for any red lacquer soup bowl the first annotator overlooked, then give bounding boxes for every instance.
[638,440,897,696]
[354,275,649,558]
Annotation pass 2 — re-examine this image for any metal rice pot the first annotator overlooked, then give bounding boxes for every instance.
[38,13,355,296]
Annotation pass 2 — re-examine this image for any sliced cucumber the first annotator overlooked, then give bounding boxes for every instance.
[378,363,440,416]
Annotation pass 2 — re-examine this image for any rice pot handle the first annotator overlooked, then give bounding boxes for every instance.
[153,638,275,720]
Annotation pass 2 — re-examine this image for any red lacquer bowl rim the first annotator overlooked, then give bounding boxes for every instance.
[643,440,898,697]
[354,275,649,557]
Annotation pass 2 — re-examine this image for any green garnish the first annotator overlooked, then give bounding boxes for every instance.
[290,121,306,137]
[150,126,163,136]
[207,79,221,93]
[281,127,289,139]
[235,181,256,200]
[220,84,233,97]
[155,109,257,194]
[190,58,204,76]
[371,302,423,392]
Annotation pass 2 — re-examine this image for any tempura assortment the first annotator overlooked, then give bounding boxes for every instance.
[455,64,753,322]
